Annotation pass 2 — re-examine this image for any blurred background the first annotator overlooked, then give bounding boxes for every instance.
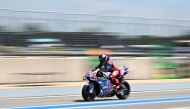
[0,0,190,85]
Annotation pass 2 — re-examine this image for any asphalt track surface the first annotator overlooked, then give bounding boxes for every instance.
[1,82,190,99]
[1,89,190,109]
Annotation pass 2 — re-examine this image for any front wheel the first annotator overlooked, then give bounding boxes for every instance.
[116,80,130,100]
[82,85,96,101]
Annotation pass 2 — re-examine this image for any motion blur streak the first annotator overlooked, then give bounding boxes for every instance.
[9,96,190,109]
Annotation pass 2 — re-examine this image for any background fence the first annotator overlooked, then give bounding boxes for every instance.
[1,9,190,36]
[1,9,190,56]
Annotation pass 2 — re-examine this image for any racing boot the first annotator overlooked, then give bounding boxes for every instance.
[112,78,121,94]
[115,84,121,94]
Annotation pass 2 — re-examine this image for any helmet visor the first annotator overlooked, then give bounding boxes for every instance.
[99,58,105,63]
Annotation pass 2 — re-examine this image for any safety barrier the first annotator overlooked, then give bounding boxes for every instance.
[0,57,90,84]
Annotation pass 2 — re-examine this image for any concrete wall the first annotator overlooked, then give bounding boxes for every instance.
[0,57,153,84]
[113,57,153,79]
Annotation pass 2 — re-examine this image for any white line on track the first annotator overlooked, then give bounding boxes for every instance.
[131,89,190,93]
[166,107,190,109]
[0,89,190,100]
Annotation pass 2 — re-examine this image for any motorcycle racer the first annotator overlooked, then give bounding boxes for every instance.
[94,53,122,91]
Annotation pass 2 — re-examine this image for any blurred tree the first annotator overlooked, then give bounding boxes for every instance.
[78,27,103,32]
[0,26,8,32]
[21,23,46,33]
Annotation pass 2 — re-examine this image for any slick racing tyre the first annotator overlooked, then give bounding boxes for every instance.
[116,80,130,99]
[82,85,96,101]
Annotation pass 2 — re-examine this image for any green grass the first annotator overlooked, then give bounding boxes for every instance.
[152,74,181,79]
[153,64,178,69]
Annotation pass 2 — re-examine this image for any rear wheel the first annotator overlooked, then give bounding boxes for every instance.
[82,85,96,101]
[116,80,130,99]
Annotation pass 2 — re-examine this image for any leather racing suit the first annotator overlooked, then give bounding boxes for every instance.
[96,56,121,90]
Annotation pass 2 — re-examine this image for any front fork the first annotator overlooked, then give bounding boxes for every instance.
[85,82,94,94]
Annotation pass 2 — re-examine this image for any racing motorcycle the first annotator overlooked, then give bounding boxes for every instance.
[82,66,130,101]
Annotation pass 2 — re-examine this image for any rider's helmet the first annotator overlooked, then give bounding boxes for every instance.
[99,53,108,64]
